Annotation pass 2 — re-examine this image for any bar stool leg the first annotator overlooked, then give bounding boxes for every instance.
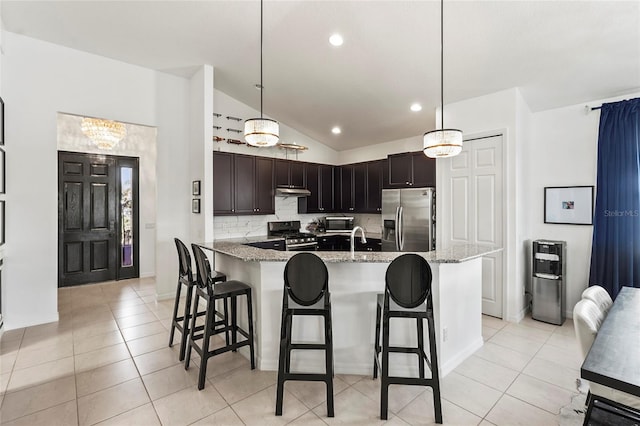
[168,279,183,348]
[246,291,256,369]
[427,314,443,424]
[275,309,289,416]
[284,313,293,374]
[223,297,230,348]
[380,312,391,420]
[325,308,335,417]
[417,317,425,379]
[197,297,214,390]
[373,302,382,379]
[178,283,195,362]
[184,292,200,370]
[231,296,238,351]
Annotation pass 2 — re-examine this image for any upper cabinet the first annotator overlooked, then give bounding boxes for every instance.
[386,151,435,188]
[213,151,274,215]
[275,159,305,188]
[298,163,335,213]
[335,160,385,214]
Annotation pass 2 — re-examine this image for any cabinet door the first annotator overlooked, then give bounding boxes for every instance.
[304,163,320,212]
[388,153,412,187]
[290,161,305,188]
[319,165,334,212]
[213,152,234,214]
[353,163,367,212]
[275,159,290,187]
[339,166,354,212]
[234,154,255,214]
[255,157,275,214]
[411,152,436,187]
[366,160,383,213]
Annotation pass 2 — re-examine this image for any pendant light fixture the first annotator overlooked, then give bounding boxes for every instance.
[244,0,279,147]
[81,117,127,150]
[423,0,462,158]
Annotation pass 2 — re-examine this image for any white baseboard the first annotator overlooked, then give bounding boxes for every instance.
[3,312,59,331]
[440,337,484,377]
[140,272,155,278]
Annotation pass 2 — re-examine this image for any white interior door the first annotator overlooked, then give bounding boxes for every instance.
[441,135,504,318]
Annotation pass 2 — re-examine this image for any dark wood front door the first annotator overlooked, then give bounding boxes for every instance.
[58,151,139,287]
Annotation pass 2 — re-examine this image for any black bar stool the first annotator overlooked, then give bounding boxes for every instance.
[275,252,334,417]
[168,238,226,362]
[185,244,255,390]
[373,254,442,422]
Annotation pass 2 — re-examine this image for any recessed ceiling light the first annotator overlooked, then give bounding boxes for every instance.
[331,126,341,135]
[410,103,422,112]
[329,34,344,47]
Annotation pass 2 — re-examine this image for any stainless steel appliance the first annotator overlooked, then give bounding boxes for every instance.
[532,240,566,325]
[324,217,354,233]
[267,221,318,251]
[381,188,435,252]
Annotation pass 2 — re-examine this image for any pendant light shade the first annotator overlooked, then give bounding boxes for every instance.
[245,0,279,147]
[244,117,279,147]
[423,0,462,159]
[423,128,463,158]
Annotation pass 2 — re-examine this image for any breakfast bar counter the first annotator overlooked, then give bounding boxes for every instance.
[197,239,501,377]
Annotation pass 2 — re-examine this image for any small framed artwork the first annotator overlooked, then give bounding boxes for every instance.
[0,200,4,245]
[544,186,594,225]
[192,198,201,214]
[0,148,4,194]
[0,96,4,146]
[192,180,201,196]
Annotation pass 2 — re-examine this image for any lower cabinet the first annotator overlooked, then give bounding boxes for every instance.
[316,235,381,251]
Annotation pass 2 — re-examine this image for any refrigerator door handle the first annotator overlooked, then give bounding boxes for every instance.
[395,206,401,250]
[399,206,404,251]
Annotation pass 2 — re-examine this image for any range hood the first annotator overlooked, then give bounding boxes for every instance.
[275,186,311,197]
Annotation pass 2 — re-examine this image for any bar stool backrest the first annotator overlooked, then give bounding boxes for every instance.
[284,253,329,306]
[174,238,194,283]
[191,244,214,293]
[385,254,433,309]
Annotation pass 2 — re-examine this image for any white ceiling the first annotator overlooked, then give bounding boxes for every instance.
[3,1,639,151]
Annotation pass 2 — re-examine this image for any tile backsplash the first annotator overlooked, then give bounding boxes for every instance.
[212,197,381,239]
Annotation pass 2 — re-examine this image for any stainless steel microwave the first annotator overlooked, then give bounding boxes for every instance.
[324,217,354,232]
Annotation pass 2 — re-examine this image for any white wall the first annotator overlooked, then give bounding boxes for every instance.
[338,135,423,165]
[527,91,640,317]
[2,32,190,329]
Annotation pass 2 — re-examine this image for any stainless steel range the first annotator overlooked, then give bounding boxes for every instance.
[268,221,318,251]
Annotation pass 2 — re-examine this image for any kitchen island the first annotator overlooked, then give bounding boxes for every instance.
[198,238,501,377]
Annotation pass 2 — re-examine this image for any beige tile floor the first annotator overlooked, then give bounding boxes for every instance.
[0,277,586,425]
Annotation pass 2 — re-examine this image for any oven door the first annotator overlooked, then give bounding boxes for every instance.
[286,242,318,251]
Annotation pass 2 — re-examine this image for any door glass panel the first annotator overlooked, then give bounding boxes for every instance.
[121,167,133,267]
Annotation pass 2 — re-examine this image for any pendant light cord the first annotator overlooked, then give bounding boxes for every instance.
[440,0,444,131]
[260,0,264,119]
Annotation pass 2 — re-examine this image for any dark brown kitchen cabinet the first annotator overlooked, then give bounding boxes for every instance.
[275,159,305,188]
[298,163,335,213]
[353,163,367,212]
[366,160,384,212]
[213,152,274,215]
[338,165,355,212]
[386,151,435,188]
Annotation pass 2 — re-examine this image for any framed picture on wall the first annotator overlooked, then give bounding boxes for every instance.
[0,148,4,194]
[192,198,201,214]
[192,180,201,196]
[544,186,594,225]
[0,96,4,146]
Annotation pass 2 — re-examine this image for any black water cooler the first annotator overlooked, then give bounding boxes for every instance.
[532,240,566,325]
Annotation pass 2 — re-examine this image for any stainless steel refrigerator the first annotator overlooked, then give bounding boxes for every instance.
[381,188,435,252]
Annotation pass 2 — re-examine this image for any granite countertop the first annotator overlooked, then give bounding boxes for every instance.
[197,236,501,264]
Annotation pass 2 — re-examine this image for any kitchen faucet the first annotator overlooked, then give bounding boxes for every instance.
[350,226,367,254]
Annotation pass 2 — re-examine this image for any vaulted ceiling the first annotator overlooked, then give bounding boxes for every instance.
[3,1,639,150]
